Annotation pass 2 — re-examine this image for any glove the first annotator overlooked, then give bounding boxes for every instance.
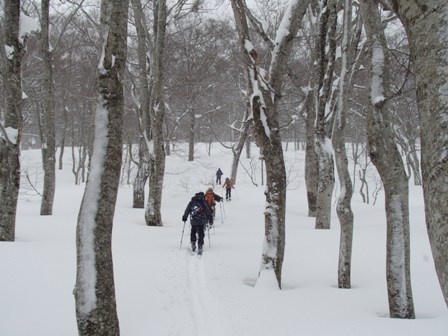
[182,216,187,222]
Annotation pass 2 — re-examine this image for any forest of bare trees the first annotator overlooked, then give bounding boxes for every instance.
[1,0,447,333]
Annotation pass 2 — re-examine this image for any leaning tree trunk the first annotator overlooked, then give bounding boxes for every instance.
[230,0,309,288]
[382,0,448,309]
[0,0,25,241]
[74,0,129,334]
[230,108,252,183]
[39,0,56,216]
[361,0,414,319]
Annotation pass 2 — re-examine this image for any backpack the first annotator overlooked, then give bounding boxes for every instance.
[205,192,216,207]
[190,200,207,220]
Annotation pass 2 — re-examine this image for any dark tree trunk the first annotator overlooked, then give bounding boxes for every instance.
[0,0,25,241]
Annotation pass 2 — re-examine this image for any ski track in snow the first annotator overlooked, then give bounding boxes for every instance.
[186,248,227,336]
[159,243,227,336]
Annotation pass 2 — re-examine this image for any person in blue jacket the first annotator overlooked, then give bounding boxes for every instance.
[216,168,223,184]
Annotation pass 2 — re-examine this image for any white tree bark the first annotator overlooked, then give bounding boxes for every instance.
[74,0,129,334]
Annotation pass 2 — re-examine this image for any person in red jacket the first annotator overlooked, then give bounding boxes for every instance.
[222,177,235,201]
[204,186,223,220]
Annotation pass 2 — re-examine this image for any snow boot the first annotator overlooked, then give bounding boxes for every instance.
[198,244,203,255]
[191,242,196,252]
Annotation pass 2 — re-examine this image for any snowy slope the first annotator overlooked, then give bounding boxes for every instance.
[0,144,447,336]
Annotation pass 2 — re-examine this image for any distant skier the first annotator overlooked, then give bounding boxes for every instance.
[222,177,235,201]
[216,168,223,184]
[182,192,213,255]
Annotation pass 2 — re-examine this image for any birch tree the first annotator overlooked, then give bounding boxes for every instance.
[129,0,150,209]
[380,0,448,309]
[74,0,129,334]
[0,0,29,241]
[313,0,337,229]
[360,0,414,318]
[144,0,167,226]
[230,0,309,288]
[332,0,353,289]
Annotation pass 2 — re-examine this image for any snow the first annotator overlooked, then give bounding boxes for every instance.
[76,100,110,315]
[5,127,19,144]
[19,13,40,42]
[371,42,386,105]
[1,143,448,336]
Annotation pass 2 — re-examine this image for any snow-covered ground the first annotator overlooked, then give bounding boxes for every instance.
[1,143,447,336]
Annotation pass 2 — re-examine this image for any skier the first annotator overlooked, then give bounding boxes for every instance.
[216,168,223,184]
[204,186,223,224]
[182,192,213,255]
[222,177,235,201]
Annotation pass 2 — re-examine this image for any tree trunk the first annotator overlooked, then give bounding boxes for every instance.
[304,91,318,217]
[131,0,150,210]
[361,0,414,318]
[384,0,448,309]
[230,110,251,183]
[133,138,148,208]
[0,0,24,241]
[230,0,309,288]
[74,0,129,334]
[39,0,56,216]
[332,0,354,289]
[145,0,167,227]
[188,107,195,161]
[314,0,337,230]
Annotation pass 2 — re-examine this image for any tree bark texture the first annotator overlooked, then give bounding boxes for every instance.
[131,0,151,210]
[313,0,337,229]
[74,0,129,334]
[230,0,309,288]
[145,0,167,227]
[0,0,24,241]
[133,138,148,208]
[39,0,56,216]
[333,0,354,289]
[383,0,448,308]
[360,0,414,318]
[304,91,318,217]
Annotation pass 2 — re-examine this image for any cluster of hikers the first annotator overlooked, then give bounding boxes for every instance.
[181,168,235,255]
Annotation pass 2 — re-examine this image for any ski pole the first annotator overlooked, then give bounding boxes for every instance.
[219,202,224,223]
[180,221,187,249]
[207,224,211,247]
